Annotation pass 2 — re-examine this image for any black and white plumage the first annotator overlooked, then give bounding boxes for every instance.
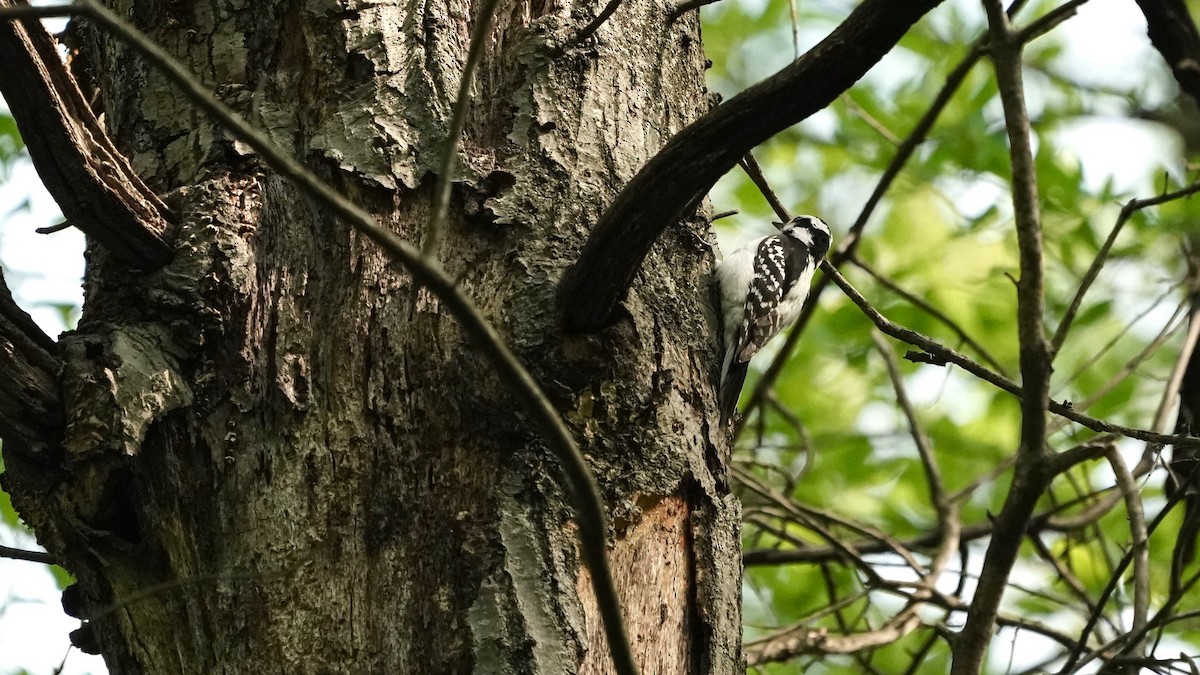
[716,215,832,420]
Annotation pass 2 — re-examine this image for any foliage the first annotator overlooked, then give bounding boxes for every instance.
[707,0,1200,671]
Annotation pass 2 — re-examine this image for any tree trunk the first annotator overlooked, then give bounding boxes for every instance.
[2,0,740,672]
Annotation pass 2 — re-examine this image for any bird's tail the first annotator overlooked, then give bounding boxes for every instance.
[719,353,749,422]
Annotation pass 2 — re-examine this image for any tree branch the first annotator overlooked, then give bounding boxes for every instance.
[737,152,790,222]
[572,0,626,45]
[1051,180,1200,354]
[0,543,57,564]
[0,0,174,268]
[558,0,946,331]
[952,5,1052,671]
[1133,0,1200,107]
[0,267,62,457]
[1102,444,1150,644]
[30,1,639,673]
[824,262,1195,447]
[856,256,1007,374]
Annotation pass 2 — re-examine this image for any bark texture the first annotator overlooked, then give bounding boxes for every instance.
[2,0,739,672]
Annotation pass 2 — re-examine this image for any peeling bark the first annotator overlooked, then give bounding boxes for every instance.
[3,0,740,672]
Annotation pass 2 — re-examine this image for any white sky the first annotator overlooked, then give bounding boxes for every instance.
[0,1,1190,673]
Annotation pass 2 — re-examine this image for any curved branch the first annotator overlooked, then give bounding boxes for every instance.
[557,0,946,331]
[0,0,174,268]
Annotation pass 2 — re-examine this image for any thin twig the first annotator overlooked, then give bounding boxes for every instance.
[788,0,800,59]
[1059,496,1193,672]
[871,331,948,514]
[824,262,1197,447]
[35,220,72,235]
[841,94,901,146]
[738,152,791,222]
[1051,180,1200,354]
[1027,533,1103,624]
[856,256,1007,374]
[1014,0,1093,43]
[736,468,923,577]
[423,0,500,258]
[1052,284,1183,400]
[0,544,56,564]
[1059,296,1189,428]
[56,2,638,672]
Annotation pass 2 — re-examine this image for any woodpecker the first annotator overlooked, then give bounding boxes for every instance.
[716,215,832,421]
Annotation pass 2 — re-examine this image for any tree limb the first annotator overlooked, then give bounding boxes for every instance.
[0,0,174,268]
[0,267,62,457]
[825,262,1195,447]
[0,543,57,564]
[1133,0,1200,107]
[558,0,945,331]
[952,5,1052,671]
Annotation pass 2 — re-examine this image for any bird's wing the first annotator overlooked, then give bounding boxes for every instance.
[734,235,806,363]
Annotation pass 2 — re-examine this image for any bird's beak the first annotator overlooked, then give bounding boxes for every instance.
[771,221,785,230]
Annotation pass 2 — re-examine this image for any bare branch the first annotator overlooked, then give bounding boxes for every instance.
[1051,181,1200,354]
[824,262,1196,447]
[1102,445,1150,643]
[872,331,949,515]
[738,153,791,223]
[666,0,722,22]
[54,1,639,672]
[857,257,1008,374]
[558,0,947,331]
[744,612,923,665]
[0,0,174,268]
[0,543,56,564]
[1061,492,1193,672]
[1013,0,1092,44]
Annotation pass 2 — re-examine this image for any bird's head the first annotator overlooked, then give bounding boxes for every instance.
[777,215,832,259]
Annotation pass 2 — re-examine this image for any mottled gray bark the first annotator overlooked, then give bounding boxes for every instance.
[2,0,740,672]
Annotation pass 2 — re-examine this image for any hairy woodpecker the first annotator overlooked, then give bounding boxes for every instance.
[716,215,832,420]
